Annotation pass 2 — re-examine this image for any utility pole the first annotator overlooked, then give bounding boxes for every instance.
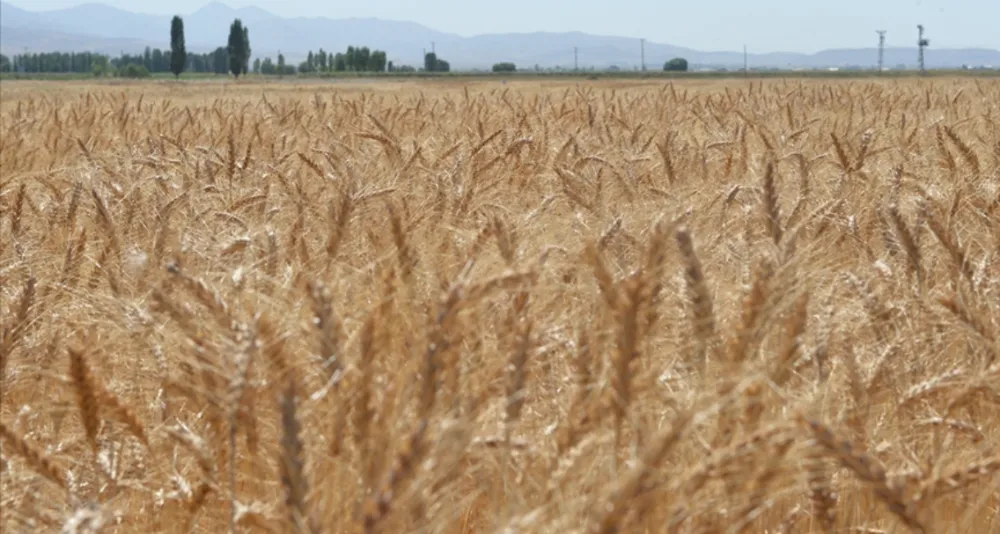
[876,30,886,73]
[917,25,929,75]
[574,46,578,71]
[641,38,646,71]
[431,41,436,54]
[743,45,748,76]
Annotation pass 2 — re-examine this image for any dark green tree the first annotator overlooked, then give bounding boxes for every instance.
[346,46,356,70]
[242,26,251,74]
[92,56,110,77]
[253,57,261,74]
[213,46,228,74]
[260,57,275,74]
[117,63,151,78]
[663,57,688,72]
[170,15,186,78]
[357,47,371,70]
[227,19,248,78]
[492,62,516,72]
[422,52,449,72]
[370,50,387,72]
[192,52,210,72]
[277,52,286,78]
[152,49,164,72]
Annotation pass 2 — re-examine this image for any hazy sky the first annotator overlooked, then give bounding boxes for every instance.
[11,0,1000,53]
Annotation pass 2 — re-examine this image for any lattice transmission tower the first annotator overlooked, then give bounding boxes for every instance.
[876,30,886,73]
[917,25,930,75]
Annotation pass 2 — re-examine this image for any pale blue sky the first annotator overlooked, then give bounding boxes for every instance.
[11,0,1000,53]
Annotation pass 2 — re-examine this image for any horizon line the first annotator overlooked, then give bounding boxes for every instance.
[3,0,999,57]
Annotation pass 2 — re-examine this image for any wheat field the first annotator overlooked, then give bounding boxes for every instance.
[1,77,999,534]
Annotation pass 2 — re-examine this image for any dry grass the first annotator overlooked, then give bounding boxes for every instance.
[2,77,1000,533]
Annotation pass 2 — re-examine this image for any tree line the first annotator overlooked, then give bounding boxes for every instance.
[1,14,462,77]
[0,48,238,77]
[1,52,109,74]
[111,47,229,74]
[255,55,296,76]
[291,46,389,73]
[0,48,237,77]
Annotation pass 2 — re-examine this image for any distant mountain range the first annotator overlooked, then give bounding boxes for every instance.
[3,1,999,70]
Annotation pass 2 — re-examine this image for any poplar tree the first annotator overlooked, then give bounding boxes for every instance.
[227,19,248,78]
[170,15,186,78]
